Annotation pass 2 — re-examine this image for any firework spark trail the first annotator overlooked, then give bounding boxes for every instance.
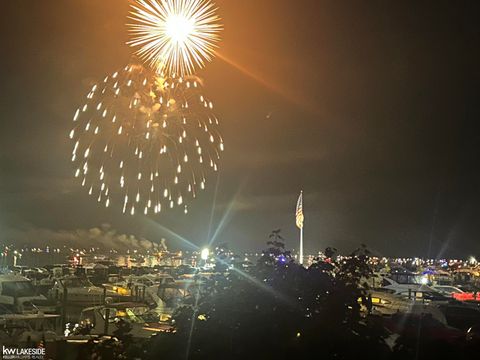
[70,63,224,215]
[128,0,222,77]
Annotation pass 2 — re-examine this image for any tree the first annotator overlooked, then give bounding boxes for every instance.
[146,237,391,360]
[213,242,230,273]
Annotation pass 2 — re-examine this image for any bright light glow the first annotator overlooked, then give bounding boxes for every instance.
[200,247,209,260]
[166,15,194,44]
[128,0,222,76]
[420,276,428,285]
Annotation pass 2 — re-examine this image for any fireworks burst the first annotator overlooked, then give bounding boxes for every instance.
[70,63,224,215]
[128,0,222,76]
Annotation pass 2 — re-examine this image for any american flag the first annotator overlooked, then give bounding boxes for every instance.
[295,191,304,229]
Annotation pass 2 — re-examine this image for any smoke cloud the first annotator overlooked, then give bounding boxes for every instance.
[3,224,161,252]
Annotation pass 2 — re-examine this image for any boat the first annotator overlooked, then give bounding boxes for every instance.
[432,285,479,301]
[145,278,201,320]
[48,276,119,306]
[100,273,176,302]
[0,313,60,346]
[126,273,176,288]
[73,302,172,339]
[453,268,480,287]
[0,274,59,314]
[363,289,448,323]
[365,269,437,296]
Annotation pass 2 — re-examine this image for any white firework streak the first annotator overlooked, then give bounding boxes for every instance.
[128,0,222,76]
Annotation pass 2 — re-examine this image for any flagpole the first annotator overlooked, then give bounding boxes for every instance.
[299,189,303,265]
[299,225,303,265]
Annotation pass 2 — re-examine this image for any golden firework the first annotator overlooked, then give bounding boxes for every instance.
[128,0,222,76]
[70,63,224,215]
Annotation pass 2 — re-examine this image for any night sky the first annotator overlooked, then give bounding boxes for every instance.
[1,1,480,257]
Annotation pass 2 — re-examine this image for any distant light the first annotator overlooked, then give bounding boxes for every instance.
[420,276,428,285]
[470,256,477,265]
[201,248,209,261]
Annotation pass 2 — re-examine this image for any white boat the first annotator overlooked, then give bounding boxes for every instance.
[145,278,201,320]
[126,273,175,288]
[363,289,448,325]
[49,276,119,306]
[0,313,60,345]
[0,274,58,314]
[365,272,425,294]
[100,274,176,301]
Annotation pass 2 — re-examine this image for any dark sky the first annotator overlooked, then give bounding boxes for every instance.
[1,0,480,258]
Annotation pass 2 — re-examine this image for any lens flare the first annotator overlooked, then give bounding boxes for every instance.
[128,0,222,76]
[70,62,224,215]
